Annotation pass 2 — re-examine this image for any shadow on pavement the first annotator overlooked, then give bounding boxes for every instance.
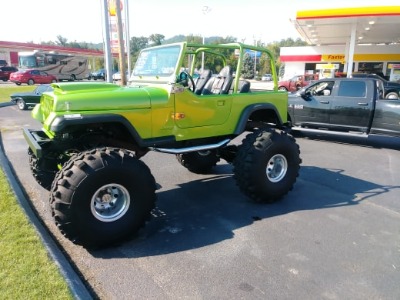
[91,164,399,258]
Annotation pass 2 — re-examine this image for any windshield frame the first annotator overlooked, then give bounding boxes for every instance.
[130,43,183,83]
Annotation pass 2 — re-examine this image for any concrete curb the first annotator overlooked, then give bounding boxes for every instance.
[0,102,14,108]
[0,132,93,299]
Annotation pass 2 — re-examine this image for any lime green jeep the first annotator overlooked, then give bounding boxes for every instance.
[24,42,301,247]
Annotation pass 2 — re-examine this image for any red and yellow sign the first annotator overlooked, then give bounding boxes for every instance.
[297,6,400,20]
[281,53,400,63]
[108,0,123,16]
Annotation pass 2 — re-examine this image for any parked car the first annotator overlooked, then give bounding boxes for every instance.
[9,69,57,85]
[0,59,7,67]
[288,78,400,137]
[261,74,272,81]
[10,84,53,110]
[278,74,318,92]
[0,66,19,81]
[112,71,130,81]
[351,73,400,99]
[88,69,106,80]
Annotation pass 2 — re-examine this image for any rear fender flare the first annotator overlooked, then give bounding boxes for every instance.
[234,104,284,134]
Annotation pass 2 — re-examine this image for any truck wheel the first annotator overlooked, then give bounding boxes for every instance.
[385,92,399,99]
[176,150,220,174]
[50,147,156,248]
[233,129,301,203]
[28,149,58,190]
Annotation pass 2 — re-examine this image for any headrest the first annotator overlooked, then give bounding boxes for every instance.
[200,69,211,79]
[218,66,232,78]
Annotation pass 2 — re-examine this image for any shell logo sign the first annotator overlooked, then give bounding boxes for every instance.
[107,0,124,53]
[108,0,123,16]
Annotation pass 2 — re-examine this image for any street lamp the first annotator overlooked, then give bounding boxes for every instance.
[201,5,211,71]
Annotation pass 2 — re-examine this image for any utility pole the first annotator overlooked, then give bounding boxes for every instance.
[254,38,257,78]
[101,0,113,83]
[124,0,131,77]
[115,0,127,85]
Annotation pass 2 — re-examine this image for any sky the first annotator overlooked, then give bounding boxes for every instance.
[1,0,399,46]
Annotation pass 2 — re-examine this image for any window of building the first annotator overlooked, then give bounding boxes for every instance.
[358,62,383,74]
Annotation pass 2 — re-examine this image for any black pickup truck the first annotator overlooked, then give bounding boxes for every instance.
[287,78,400,137]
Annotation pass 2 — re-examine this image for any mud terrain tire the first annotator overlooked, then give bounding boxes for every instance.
[50,147,156,248]
[176,150,220,174]
[233,129,301,203]
[28,149,58,190]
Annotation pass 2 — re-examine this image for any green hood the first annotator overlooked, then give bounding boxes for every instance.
[48,82,168,112]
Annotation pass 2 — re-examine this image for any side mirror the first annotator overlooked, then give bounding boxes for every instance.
[300,89,311,100]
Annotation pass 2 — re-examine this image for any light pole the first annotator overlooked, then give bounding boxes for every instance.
[124,0,131,78]
[101,0,113,83]
[201,5,211,71]
[253,37,258,78]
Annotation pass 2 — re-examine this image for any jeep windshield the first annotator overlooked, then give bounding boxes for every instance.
[132,44,181,78]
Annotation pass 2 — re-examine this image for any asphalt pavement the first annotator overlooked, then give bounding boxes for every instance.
[1,101,400,299]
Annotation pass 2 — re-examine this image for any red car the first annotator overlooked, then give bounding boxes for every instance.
[0,66,18,81]
[278,74,319,92]
[9,69,57,85]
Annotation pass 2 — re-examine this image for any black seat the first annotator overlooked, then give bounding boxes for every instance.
[202,66,233,95]
[229,80,251,93]
[194,69,211,95]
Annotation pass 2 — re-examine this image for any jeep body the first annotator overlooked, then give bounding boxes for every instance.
[24,42,301,247]
[27,43,287,155]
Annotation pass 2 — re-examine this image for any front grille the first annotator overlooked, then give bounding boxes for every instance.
[41,94,54,119]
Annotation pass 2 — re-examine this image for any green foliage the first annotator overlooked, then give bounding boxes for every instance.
[266,37,307,76]
[37,34,306,78]
[39,35,102,51]
[56,35,68,47]
[149,34,165,46]
[259,53,272,75]
[241,53,255,79]
[185,34,202,44]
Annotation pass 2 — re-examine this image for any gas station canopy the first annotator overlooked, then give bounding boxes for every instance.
[291,6,400,76]
[292,6,400,46]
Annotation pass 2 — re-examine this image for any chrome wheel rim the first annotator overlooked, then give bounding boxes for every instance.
[91,183,130,222]
[266,154,288,183]
[17,100,24,109]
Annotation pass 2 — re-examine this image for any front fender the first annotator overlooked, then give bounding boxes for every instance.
[31,103,45,123]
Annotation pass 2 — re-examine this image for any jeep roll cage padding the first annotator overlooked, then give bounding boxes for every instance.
[184,42,279,93]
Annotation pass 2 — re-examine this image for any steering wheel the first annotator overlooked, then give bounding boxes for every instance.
[178,71,196,93]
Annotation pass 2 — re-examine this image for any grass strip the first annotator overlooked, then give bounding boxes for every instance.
[0,168,72,299]
[0,85,36,103]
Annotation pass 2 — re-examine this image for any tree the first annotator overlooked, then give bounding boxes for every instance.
[130,36,149,54]
[241,53,255,79]
[265,38,307,78]
[55,35,68,47]
[185,34,202,44]
[149,34,165,46]
[128,36,149,67]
